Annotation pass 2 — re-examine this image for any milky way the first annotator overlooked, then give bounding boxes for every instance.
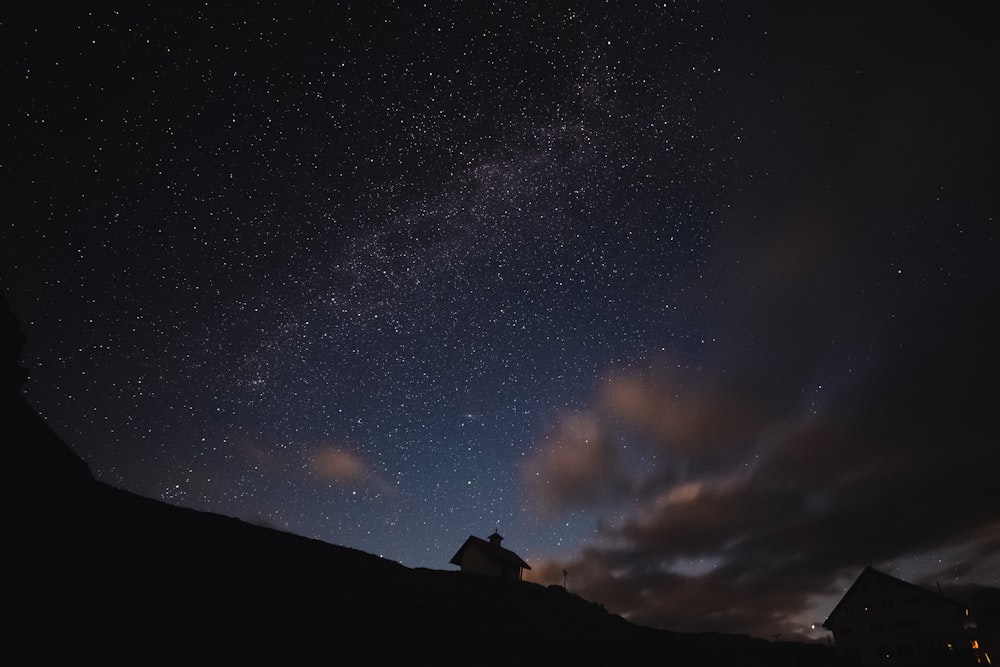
[4,4,997,640]
[6,2,721,556]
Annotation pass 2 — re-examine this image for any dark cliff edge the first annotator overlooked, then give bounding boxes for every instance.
[6,293,837,665]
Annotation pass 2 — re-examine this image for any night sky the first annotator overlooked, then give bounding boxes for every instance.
[4,3,997,641]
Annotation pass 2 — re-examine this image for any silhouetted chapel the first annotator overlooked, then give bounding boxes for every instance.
[449,531,531,580]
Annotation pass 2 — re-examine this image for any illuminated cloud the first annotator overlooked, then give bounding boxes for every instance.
[520,412,632,518]
[600,370,762,454]
[312,447,368,482]
[309,445,391,494]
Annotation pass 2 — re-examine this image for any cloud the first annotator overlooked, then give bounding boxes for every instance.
[520,411,632,517]
[600,369,764,455]
[311,447,368,482]
[527,362,999,636]
[309,445,392,494]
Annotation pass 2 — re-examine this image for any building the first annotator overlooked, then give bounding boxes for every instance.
[823,566,985,665]
[449,531,531,580]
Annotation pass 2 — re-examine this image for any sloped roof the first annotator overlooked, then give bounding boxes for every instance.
[823,565,966,628]
[450,535,531,570]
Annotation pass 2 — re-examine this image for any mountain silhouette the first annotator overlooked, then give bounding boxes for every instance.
[5,292,838,664]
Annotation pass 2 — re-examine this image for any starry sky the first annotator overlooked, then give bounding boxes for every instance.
[4,2,997,641]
